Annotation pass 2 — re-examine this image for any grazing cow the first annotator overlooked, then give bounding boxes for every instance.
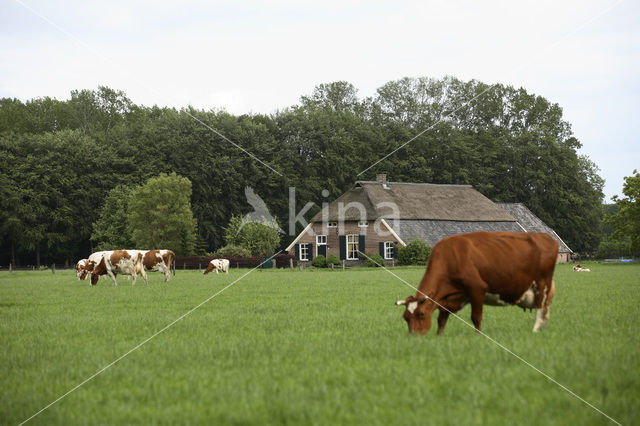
[572,264,591,272]
[139,249,175,282]
[203,258,230,275]
[75,259,88,280]
[79,251,109,282]
[396,231,558,335]
[89,250,144,286]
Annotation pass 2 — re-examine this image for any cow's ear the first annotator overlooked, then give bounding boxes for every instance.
[418,296,428,303]
[395,300,407,306]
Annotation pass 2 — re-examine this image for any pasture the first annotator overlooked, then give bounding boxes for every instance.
[1,264,638,425]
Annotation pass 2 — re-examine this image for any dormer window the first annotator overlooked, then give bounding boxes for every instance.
[327,222,337,228]
[358,221,369,227]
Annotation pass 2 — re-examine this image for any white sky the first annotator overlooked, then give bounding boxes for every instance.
[1,0,638,201]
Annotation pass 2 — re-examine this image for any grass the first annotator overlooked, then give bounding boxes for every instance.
[1,263,639,425]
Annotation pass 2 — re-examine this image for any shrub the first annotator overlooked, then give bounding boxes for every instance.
[312,255,327,268]
[397,239,431,265]
[365,253,384,267]
[213,245,252,258]
[326,254,341,267]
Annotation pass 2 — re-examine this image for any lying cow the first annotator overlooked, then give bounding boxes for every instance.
[396,231,558,335]
[203,258,230,275]
[88,250,144,286]
[572,264,591,272]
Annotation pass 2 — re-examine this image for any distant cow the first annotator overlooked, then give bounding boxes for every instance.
[203,259,230,275]
[75,259,88,280]
[138,249,175,282]
[396,231,558,335]
[89,250,144,286]
[572,264,591,272]
[79,251,109,282]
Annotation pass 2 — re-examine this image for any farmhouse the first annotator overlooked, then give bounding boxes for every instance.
[286,174,572,264]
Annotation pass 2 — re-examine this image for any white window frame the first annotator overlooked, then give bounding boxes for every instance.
[327,221,337,228]
[358,220,369,227]
[299,243,309,261]
[346,234,359,260]
[316,235,327,256]
[384,242,394,260]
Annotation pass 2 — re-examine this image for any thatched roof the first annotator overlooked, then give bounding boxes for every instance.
[387,219,524,247]
[496,203,572,253]
[311,181,516,222]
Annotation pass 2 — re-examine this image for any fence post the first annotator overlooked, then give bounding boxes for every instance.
[198,263,201,271]
[51,263,55,274]
[289,258,293,269]
[9,263,12,273]
[183,262,186,270]
[342,260,345,270]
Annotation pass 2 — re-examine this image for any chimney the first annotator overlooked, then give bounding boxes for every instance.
[376,173,387,185]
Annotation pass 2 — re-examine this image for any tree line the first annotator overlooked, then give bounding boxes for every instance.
[0,77,608,267]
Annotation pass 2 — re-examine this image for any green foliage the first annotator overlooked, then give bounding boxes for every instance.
[128,172,197,255]
[91,184,135,250]
[608,170,640,256]
[326,254,341,266]
[397,239,431,265]
[311,254,327,268]
[595,237,632,259]
[0,78,608,264]
[364,253,385,267]
[224,215,281,256]
[212,245,252,258]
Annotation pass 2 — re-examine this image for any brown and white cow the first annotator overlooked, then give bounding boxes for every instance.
[572,264,591,272]
[89,250,144,286]
[396,231,558,335]
[75,259,88,280]
[138,249,175,282]
[79,251,109,282]
[203,258,230,275]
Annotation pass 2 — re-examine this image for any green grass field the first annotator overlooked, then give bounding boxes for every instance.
[1,263,639,425]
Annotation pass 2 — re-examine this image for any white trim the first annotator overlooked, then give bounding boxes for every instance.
[285,222,314,252]
[384,241,395,260]
[299,243,310,261]
[346,234,359,260]
[380,219,406,246]
[316,235,327,256]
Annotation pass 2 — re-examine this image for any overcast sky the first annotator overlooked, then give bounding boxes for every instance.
[1,0,638,201]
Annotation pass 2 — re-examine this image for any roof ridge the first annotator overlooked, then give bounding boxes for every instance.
[356,181,473,188]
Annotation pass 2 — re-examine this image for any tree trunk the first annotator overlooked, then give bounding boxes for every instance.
[36,243,41,268]
[10,240,15,268]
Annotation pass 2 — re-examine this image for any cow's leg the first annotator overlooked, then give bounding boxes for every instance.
[107,270,118,286]
[436,310,450,335]
[468,288,485,332]
[140,267,148,285]
[533,279,554,332]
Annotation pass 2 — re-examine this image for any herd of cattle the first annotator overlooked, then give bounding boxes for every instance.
[76,231,565,335]
[75,249,229,286]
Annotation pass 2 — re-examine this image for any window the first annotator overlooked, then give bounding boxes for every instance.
[327,222,337,228]
[299,243,309,261]
[316,235,327,245]
[346,235,359,260]
[384,242,395,260]
[358,220,369,227]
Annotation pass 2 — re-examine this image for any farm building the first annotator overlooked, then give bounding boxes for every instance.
[286,174,572,264]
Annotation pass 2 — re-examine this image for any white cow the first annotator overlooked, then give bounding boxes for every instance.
[203,258,230,275]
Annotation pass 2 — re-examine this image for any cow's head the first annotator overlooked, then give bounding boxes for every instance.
[203,263,214,274]
[396,295,433,335]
